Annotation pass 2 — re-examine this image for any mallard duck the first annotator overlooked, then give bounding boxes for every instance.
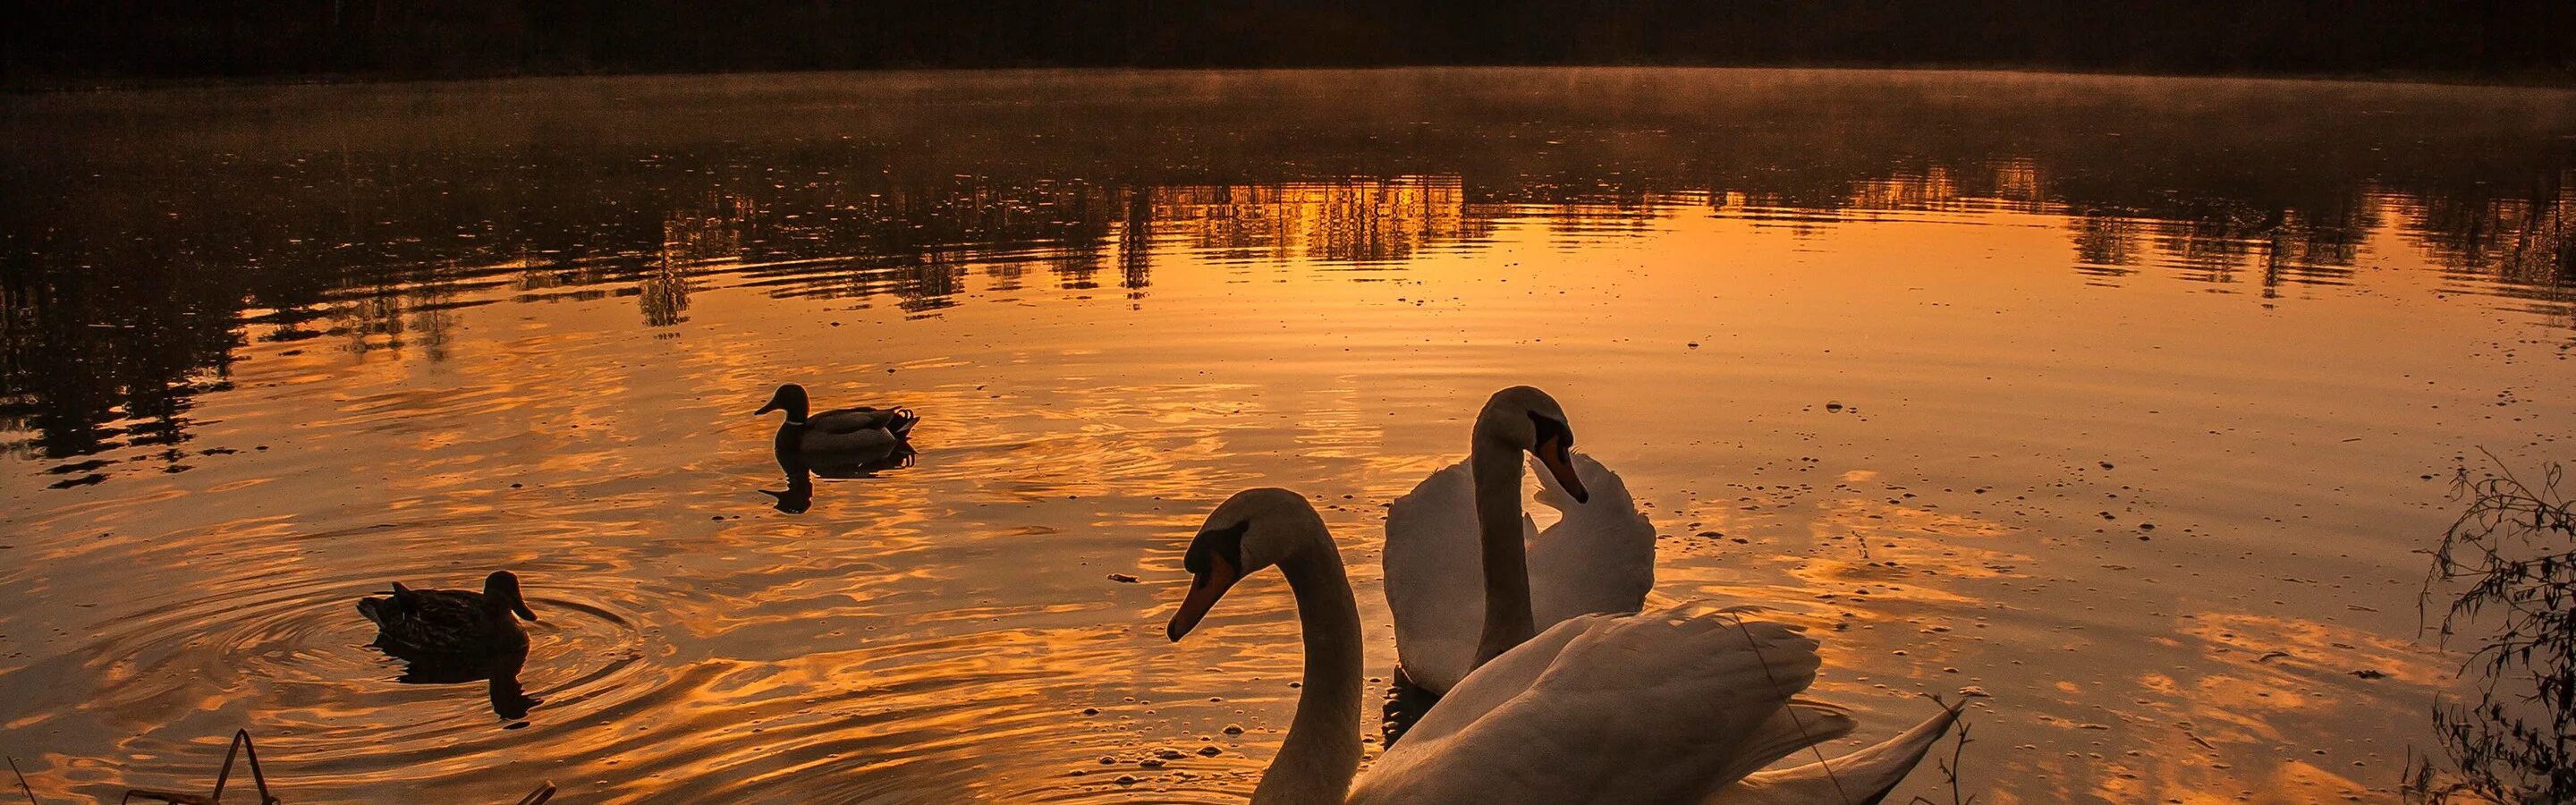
[356,570,536,659]
[755,383,919,454]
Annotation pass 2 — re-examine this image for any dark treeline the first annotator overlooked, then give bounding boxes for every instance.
[4,70,2571,468]
[7,1,2574,85]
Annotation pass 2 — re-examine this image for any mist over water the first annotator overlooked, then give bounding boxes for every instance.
[2,68,2572,802]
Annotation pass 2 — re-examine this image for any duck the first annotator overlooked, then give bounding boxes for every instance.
[756,383,919,455]
[1382,386,1655,695]
[356,570,537,660]
[1165,488,1962,804]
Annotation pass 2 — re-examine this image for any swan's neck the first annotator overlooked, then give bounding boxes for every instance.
[1257,539,1365,805]
[1468,433,1534,667]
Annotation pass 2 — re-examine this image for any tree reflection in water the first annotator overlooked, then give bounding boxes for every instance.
[5,72,2572,480]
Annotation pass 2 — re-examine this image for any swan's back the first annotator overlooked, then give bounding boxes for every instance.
[1526,453,1656,627]
[1352,607,1852,804]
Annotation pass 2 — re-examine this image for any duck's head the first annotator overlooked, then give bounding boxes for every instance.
[1166,488,1327,642]
[484,570,537,622]
[756,384,810,422]
[1477,386,1589,504]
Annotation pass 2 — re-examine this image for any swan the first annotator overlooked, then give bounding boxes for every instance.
[755,383,919,455]
[1384,386,1655,693]
[1165,488,1961,804]
[356,570,537,659]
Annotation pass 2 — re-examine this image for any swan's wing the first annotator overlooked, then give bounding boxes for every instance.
[1389,610,1607,748]
[1703,701,1964,805]
[1392,607,1854,775]
[1527,451,1656,626]
[1383,458,1536,693]
[1355,608,1846,804]
[1714,699,1861,789]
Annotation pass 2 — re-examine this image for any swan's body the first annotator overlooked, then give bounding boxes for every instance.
[1385,386,1655,694]
[1165,489,1961,805]
[356,571,536,659]
[1385,452,1655,692]
[756,383,919,455]
[1356,606,1854,803]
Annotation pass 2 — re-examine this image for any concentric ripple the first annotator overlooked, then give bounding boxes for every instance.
[4,542,674,800]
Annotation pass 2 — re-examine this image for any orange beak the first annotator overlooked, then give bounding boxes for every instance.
[1167,554,1241,641]
[1535,437,1589,504]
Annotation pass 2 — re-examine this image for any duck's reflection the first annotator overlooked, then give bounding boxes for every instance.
[392,644,539,720]
[759,428,916,514]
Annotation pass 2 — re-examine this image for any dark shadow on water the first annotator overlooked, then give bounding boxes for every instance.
[761,428,916,515]
[383,643,539,722]
[1380,665,1439,749]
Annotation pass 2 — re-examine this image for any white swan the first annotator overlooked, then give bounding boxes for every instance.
[1384,386,1656,693]
[1166,488,1958,804]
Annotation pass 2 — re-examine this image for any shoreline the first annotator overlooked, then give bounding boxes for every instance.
[12,62,2574,97]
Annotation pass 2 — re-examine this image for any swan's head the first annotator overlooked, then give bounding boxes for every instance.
[484,570,537,622]
[1166,488,1326,642]
[755,384,809,418]
[1479,386,1589,504]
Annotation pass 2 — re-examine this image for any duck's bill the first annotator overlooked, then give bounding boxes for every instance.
[1166,555,1240,642]
[513,602,538,622]
[755,402,781,415]
[1535,437,1590,504]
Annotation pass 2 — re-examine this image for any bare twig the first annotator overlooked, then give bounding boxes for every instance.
[2413,453,2575,802]
[121,730,280,805]
[1906,702,1977,805]
[8,757,36,805]
[514,782,555,805]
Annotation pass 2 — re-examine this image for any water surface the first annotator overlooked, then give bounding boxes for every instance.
[3,68,2572,803]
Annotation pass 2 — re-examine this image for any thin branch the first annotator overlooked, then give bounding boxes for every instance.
[7,758,35,805]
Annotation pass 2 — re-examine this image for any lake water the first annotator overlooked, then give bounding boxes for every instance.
[2,68,2571,803]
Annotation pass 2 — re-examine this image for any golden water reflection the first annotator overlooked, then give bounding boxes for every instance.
[1,69,2572,802]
